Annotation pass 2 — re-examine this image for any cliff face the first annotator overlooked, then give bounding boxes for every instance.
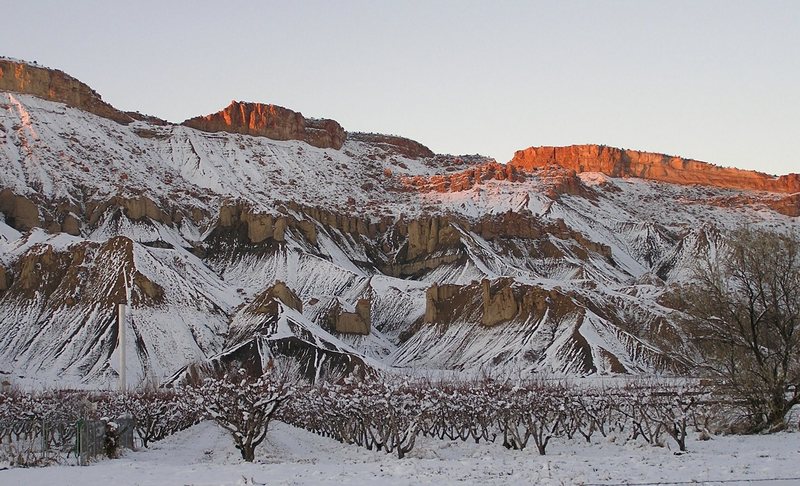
[510,145,800,194]
[0,59,132,124]
[348,132,435,159]
[249,281,303,318]
[770,194,800,217]
[4,57,799,385]
[182,101,346,150]
[0,265,8,291]
[0,189,39,231]
[400,162,523,193]
[332,298,371,335]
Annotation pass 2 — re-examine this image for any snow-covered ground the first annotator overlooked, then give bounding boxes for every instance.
[4,421,800,485]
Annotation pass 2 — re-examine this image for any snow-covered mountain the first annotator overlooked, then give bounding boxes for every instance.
[1,58,798,387]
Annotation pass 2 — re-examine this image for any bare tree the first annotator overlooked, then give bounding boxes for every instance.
[187,360,298,462]
[114,389,199,448]
[681,227,800,432]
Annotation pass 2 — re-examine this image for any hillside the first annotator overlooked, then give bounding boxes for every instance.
[0,57,798,387]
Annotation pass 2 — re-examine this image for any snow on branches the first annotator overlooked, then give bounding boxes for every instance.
[106,390,200,448]
[0,374,730,464]
[186,362,297,462]
[282,376,720,458]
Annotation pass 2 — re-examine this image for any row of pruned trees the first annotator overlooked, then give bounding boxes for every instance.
[0,366,780,464]
[0,389,91,465]
[279,377,721,457]
[0,373,722,463]
[0,386,200,464]
[277,378,421,458]
[0,362,298,464]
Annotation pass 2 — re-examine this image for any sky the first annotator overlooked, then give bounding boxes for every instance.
[1,0,798,175]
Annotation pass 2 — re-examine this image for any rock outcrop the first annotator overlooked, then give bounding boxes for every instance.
[510,145,800,194]
[0,189,39,231]
[209,202,469,275]
[404,216,461,260]
[348,132,434,159]
[424,279,571,328]
[86,195,175,227]
[182,101,346,150]
[397,162,597,200]
[0,191,190,236]
[190,280,370,383]
[424,284,464,323]
[133,271,165,304]
[251,281,303,315]
[0,58,132,124]
[61,213,81,236]
[331,298,371,335]
[400,162,524,193]
[481,279,519,326]
[0,265,9,291]
[0,192,212,238]
[213,203,318,245]
[769,194,800,217]
[8,236,133,303]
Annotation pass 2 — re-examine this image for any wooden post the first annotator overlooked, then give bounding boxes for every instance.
[118,302,126,391]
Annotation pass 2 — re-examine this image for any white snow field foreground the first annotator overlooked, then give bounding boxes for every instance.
[3,421,800,485]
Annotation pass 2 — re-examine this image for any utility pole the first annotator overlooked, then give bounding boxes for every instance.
[118,270,131,392]
[118,301,126,391]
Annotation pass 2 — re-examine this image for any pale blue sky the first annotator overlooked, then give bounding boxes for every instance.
[2,1,798,175]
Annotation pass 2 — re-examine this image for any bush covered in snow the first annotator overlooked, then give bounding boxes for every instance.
[186,362,297,462]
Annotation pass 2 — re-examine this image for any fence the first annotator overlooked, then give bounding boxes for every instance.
[0,417,135,466]
[76,418,135,465]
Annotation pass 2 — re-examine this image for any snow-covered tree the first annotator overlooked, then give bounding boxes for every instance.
[107,390,199,448]
[187,362,297,462]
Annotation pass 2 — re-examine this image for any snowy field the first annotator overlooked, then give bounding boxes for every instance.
[3,421,800,485]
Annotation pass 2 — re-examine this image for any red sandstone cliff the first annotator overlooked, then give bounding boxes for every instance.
[0,58,133,124]
[182,101,346,150]
[509,145,800,194]
[400,161,523,192]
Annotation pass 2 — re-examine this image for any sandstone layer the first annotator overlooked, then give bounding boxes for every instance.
[400,162,523,192]
[0,59,132,124]
[182,101,346,150]
[0,189,39,231]
[510,145,800,194]
[330,298,371,335]
[251,281,303,316]
[0,265,8,291]
[348,132,434,159]
[424,278,573,328]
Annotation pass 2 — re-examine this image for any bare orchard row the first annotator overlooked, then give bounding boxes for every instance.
[0,373,743,464]
[278,377,724,458]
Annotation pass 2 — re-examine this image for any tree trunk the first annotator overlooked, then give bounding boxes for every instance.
[765,410,788,433]
[240,443,256,462]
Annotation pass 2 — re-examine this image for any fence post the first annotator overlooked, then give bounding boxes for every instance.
[76,419,84,466]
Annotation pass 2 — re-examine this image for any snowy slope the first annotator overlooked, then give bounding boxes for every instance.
[1,88,799,386]
[0,230,235,386]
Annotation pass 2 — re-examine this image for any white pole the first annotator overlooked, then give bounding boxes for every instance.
[118,302,126,391]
